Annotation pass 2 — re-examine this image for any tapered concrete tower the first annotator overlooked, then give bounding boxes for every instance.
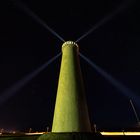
[52,41,91,132]
[38,41,99,140]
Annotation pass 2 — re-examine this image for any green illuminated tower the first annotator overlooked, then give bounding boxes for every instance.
[38,41,99,140]
[52,41,91,132]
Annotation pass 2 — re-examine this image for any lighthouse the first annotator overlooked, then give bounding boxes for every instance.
[38,41,98,140]
[52,41,91,132]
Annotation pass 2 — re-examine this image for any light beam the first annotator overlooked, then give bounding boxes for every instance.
[13,0,65,42]
[79,53,140,108]
[0,53,61,105]
[130,99,140,123]
[76,1,130,43]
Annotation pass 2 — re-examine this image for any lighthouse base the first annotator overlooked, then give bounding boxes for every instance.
[37,132,102,140]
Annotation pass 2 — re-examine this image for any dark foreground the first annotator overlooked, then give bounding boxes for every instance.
[0,135,40,140]
[1,134,140,140]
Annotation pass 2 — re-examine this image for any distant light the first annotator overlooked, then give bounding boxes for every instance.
[101,132,140,136]
[12,131,16,134]
[25,132,44,135]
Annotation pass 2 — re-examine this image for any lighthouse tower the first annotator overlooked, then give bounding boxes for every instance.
[52,41,91,132]
[38,41,97,140]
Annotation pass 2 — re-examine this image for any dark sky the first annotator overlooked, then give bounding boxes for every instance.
[0,0,140,131]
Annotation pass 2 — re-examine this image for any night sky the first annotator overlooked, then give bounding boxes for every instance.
[0,0,140,132]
